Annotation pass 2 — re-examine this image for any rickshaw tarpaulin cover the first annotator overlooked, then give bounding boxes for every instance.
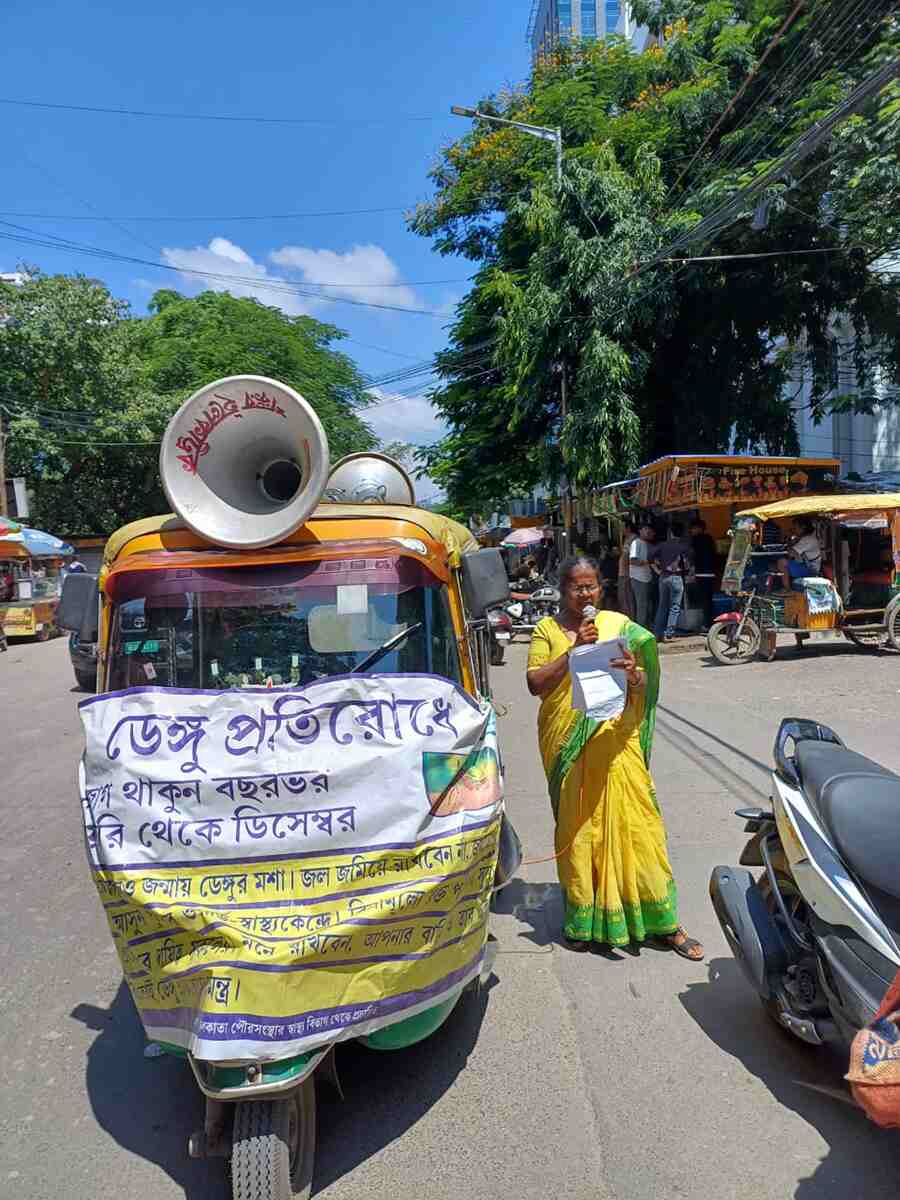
[78,676,502,1061]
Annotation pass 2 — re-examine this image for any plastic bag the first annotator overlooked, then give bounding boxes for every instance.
[846,970,900,1128]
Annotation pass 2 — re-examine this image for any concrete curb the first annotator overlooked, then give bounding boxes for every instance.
[658,636,708,656]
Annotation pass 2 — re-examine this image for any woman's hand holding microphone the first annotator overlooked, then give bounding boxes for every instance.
[574,605,644,689]
[574,604,600,647]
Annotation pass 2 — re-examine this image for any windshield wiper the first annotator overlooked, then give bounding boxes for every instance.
[352,622,423,674]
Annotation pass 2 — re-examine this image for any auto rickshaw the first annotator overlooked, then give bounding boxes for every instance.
[708,493,900,664]
[58,376,515,1200]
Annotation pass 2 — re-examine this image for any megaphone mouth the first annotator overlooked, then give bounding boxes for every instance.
[258,458,303,505]
[159,375,331,549]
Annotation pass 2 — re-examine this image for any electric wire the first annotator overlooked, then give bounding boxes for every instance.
[676,0,878,203]
[0,95,444,125]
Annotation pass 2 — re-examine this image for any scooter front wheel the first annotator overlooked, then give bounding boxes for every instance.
[231,1076,316,1200]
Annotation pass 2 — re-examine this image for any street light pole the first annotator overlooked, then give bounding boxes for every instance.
[450,104,568,536]
[450,106,562,189]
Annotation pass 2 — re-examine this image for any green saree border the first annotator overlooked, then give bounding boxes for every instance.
[564,880,679,946]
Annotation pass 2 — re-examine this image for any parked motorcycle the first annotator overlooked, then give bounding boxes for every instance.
[504,583,560,635]
[486,606,513,665]
[710,718,900,1049]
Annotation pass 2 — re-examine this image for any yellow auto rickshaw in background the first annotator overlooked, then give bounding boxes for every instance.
[58,376,515,1200]
[708,493,900,664]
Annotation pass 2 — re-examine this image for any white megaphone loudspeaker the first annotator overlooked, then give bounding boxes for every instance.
[325,451,416,505]
[159,375,330,550]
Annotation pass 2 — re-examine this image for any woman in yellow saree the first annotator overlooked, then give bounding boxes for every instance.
[526,555,703,958]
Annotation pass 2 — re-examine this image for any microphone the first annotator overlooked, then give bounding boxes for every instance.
[582,604,597,620]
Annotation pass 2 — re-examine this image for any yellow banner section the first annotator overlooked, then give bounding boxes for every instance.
[95,819,499,1055]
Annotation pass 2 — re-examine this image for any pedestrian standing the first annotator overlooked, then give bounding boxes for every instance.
[689,518,717,633]
[650,522,693,643]
[525,555,703,958]
[617,522,637,619]
[629,522,656,629]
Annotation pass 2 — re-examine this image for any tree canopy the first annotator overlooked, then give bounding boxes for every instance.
[134,289,377,462]
[411,0,900,516]
[0,278,376,535]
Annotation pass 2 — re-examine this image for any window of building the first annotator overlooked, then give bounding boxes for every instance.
[582,0,597,37]
[558,0,572,38]
[605,0,620,32]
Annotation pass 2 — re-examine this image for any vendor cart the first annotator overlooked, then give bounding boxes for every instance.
[0,526,73,640]
[708,493,900,664]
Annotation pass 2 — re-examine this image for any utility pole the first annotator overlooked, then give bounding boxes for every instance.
[0,412,7,517]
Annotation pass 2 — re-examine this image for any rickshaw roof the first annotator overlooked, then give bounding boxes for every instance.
[736,493,900,520]
[104,505,478,567]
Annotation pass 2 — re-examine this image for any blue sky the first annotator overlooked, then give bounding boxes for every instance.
[1,0,529,461]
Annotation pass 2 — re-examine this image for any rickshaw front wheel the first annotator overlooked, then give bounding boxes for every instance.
[710,619,763,667]
[707,616,761,665]
[231,1076,316,1200]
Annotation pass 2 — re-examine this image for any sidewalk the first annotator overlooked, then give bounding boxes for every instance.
[658,633,708,656]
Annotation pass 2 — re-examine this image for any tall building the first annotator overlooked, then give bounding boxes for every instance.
[528,0,624,59]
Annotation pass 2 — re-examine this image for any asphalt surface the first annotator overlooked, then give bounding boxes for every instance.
[2,633,900,1199]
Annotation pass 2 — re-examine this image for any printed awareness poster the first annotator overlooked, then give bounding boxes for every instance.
[79,674,502,1061]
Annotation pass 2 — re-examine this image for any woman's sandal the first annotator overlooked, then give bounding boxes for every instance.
[563,936,591,953]
[658,927,705,961]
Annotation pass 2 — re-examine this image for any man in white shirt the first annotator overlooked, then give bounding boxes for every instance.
[777,518,822,590]
[629,522,656,628]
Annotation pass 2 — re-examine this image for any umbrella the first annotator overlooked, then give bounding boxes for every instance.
[0,517,22,538]
[19,527,74,557]
[500,527,546,548]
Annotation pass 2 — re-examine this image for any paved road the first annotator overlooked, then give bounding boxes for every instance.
[2,634,900,1199]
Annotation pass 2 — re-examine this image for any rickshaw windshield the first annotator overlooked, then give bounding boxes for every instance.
[106,556,462,690]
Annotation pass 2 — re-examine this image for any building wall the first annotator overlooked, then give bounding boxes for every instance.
[530,0,631,57]
[789,324,900,475]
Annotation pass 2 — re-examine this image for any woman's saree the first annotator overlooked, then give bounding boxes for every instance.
[528,610,679,946]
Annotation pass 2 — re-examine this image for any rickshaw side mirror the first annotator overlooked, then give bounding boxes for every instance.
[58,573,100,642]
[460,549,510,617]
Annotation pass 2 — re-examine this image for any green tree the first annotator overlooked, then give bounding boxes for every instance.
[412,0,900,515]
[1,279,377,535]
[134,289,377,461]
[0,271,171,534]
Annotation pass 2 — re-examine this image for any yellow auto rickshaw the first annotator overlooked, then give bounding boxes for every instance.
[58,376,514,1200]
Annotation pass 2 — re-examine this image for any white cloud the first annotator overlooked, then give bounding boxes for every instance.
[270,243,421,310]
[160,237,312,315]
[364,388,448,447]
[158,237,429,318]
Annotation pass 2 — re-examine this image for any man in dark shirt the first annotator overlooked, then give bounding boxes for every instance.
[650,522,694,642]
[690,518,717,632]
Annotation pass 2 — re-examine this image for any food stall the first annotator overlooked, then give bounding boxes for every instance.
[0,526,74,640]
[588,455,841,630]
[632,454,841,536]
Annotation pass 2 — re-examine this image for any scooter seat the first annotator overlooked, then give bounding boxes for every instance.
[795,741,900,902]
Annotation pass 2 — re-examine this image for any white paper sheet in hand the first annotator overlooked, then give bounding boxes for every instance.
[569,639,627,721]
